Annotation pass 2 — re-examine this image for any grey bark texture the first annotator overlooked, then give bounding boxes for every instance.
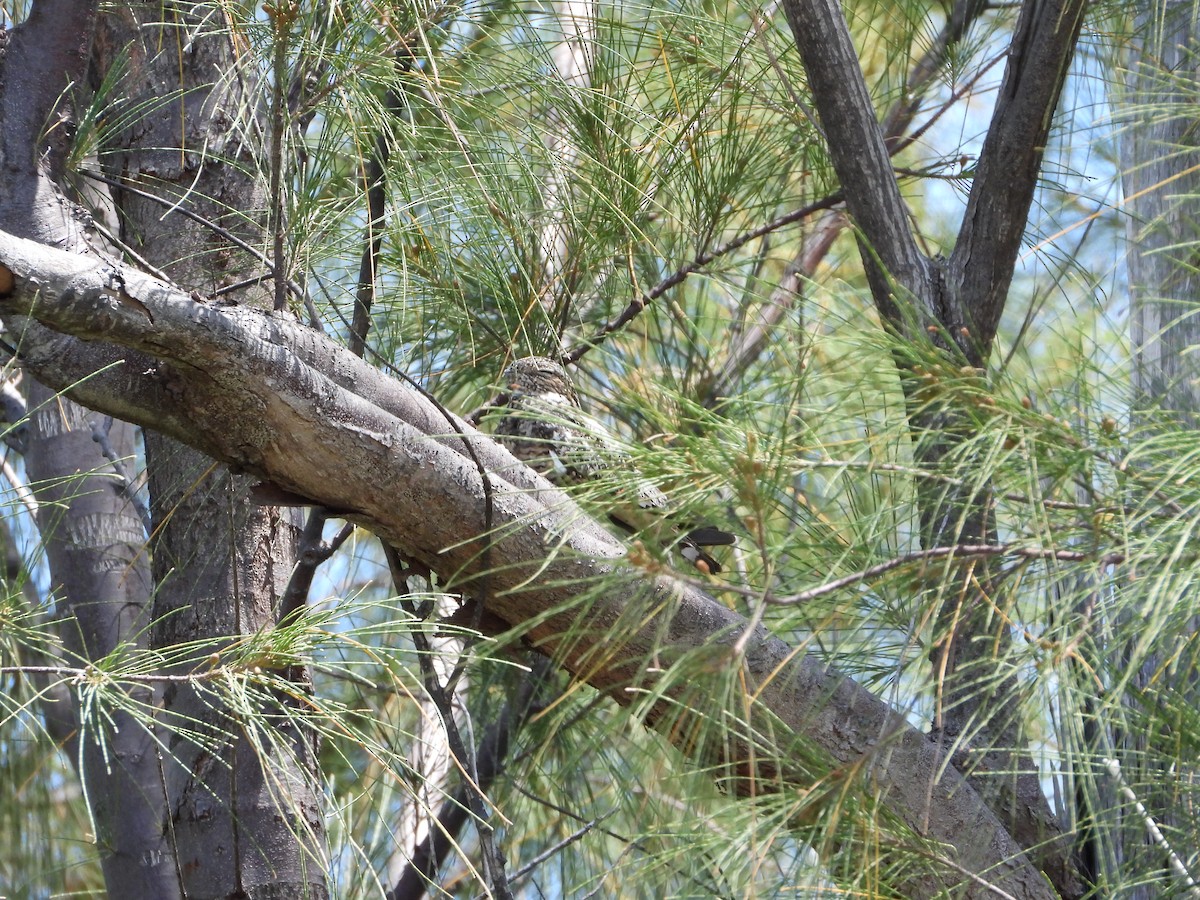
[0,0,180,894]
[0,1,325,895]
[1121,1,1200,419]
[24,383,178,897]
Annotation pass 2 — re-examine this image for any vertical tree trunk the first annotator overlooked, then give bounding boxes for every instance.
[0,1,181,893]
[1114,2,1200,895]
[1122,2,1200,419]
[24,387,180,896]
[92,5,326,896]
[145,445,322,898]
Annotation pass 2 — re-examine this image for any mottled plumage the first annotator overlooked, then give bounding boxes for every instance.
[494,357,734,573]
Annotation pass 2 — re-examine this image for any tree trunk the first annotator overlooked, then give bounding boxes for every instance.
[0,1,181,892]
[779,2,1087,892]
[24,385,179,896]
[91,5,326,896]
[1122,3,1200,419]
[1114,2,1200,895]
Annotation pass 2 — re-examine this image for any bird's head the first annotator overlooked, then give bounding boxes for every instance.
[502,356,579,404]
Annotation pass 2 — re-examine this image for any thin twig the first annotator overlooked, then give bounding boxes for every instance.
[566,194,843,362]
[1103,757,1200,897]
[0,665,234,683]
[390,659,551,900]
[506,780,736,899]
[279,518,352,623]
[91,415,151,534]
[763,544,1127,606]
[388,549,515,900]
[86,216,176,285]
[268,3,292,312]
[1,456,37,519]
[349,49,412,357]
[506,811,612,883]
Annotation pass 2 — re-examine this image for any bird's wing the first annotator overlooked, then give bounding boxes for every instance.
[495,393,606,482]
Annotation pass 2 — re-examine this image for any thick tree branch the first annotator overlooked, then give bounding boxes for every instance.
[949,0,1089,350]
[704,0,995,403]
[0,232,1058,898]
[776,8,1090,893]
[779,0,932,317]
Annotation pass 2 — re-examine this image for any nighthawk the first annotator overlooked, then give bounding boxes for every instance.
[492,356,735,574]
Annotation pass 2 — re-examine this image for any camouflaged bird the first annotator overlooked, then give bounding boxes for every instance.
[493,356,735,574]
